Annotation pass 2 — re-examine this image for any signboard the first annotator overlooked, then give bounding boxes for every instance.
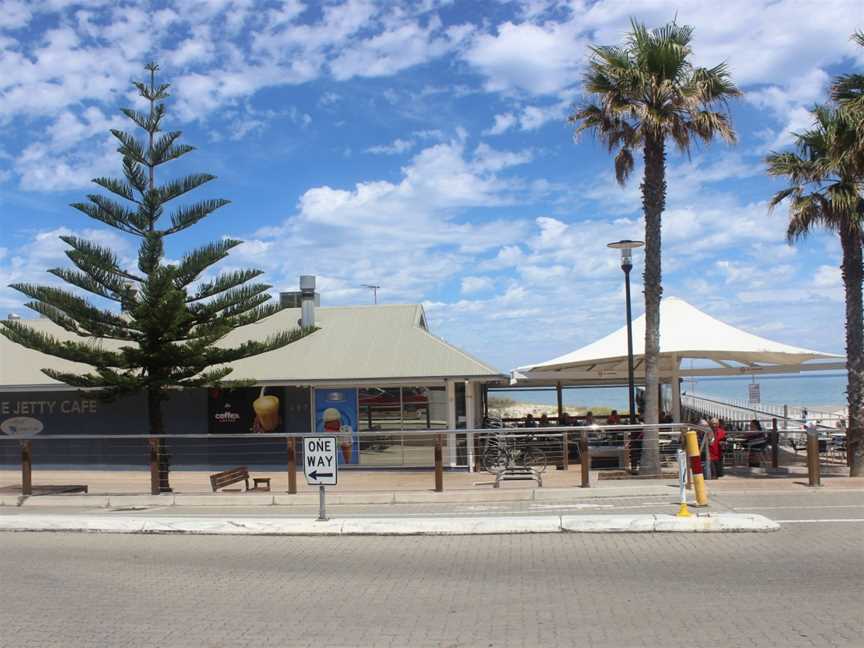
[314,389,358,465]
[748,382,761,404]
[0,416,43,438]
[208,387,285,434]
[304,436,338,485]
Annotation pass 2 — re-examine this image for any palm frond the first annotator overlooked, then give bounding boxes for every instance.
[614,148,634,184]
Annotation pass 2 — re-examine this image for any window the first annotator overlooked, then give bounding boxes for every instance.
[356,386,447,466]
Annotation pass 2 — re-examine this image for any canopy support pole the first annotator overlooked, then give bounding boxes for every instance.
[671,354,681,423]
[446,379,457,468]
[465,380,476,473]
[556,382,563,420]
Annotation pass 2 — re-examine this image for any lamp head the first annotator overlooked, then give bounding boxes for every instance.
[607,239,644,268]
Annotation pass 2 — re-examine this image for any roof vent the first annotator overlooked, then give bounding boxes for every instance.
[299,275,316,328]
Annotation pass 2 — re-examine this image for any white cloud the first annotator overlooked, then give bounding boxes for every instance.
[14,107,124,191]
[319,91,341,106]
[812,264,841,289]
[748,68,831,150]
[366,138,415,155]
[461,0,862,163]
[166,25,216,67]
[330,18,473,80]
[463,20,584,95]
[0,0,32,30]
[484,99,571,135]
[461,276,494,294]
[472,143,533,172]
[484,112,517,136]
[227,139,534,302]
[518,98,571,130]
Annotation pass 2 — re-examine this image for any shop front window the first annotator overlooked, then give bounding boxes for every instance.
[357,386,446,466]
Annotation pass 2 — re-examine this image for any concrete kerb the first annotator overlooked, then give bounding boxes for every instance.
[560,513,780,533]
[2,484,677,508]
[0,512,779,535]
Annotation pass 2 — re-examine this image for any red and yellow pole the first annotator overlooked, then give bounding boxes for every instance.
[684,429,708,506]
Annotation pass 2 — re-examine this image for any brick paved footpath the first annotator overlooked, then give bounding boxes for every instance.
[2,465,862,497]
[1,520,862,648]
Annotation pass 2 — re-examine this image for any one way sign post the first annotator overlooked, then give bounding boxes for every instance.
[304,436,338,521]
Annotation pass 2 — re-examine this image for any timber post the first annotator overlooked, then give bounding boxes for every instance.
[20,440,32,496]
[148,438,160,495]
[434,433,443,492]
[579,430,590,488]
[806,431,821,487]
[287,437,297,494]
[770,418,779,469]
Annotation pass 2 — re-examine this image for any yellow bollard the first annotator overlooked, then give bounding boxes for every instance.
[685,430,708,506]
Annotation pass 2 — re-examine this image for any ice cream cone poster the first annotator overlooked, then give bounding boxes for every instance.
[314,389,358,465]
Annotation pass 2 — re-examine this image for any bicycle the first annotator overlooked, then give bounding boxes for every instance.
[481,432,547,474]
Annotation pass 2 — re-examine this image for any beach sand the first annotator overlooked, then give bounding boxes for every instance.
[488,402,613,419]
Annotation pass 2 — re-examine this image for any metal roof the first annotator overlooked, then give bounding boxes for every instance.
[0,304,503,390]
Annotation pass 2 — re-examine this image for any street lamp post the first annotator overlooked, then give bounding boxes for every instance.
[607,240,644,425]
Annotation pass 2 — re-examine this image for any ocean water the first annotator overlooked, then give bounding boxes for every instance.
[494,374,847,412]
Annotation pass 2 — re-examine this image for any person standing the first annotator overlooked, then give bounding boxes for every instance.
[708,417,727,479]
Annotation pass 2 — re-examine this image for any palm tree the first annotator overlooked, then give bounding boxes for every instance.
[832,31,864,120]
[570,19,740,473]
[767,105,864,477]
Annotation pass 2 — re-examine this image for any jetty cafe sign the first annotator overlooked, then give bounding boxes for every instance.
[0,396,99,438]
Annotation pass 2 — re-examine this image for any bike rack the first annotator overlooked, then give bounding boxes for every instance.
[493,466,543,488]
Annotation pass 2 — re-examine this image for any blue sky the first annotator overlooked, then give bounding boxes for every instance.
[0,0,862,374]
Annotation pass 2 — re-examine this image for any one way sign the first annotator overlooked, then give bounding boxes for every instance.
[304,436,338,485]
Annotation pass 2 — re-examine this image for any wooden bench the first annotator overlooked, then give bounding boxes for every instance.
[209,467,271,493]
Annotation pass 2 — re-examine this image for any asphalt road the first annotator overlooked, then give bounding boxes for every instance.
[1,490,862,648]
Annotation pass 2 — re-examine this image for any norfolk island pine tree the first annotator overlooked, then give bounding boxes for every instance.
[0,63,314,493]
[569,19,740,474]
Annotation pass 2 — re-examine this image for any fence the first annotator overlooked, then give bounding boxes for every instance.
[0,423,839,497]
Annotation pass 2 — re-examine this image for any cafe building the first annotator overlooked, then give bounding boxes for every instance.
[0,277,504,469]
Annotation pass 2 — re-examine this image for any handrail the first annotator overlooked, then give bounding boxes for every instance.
[683,393,800,421]
[683,392,843,423]
[0,422,708,441]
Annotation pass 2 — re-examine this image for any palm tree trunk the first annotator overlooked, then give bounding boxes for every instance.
[640,132,666,475]
[147,386,172,492]
[840,225,864,476]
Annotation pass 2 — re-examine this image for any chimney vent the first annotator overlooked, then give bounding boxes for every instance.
[299,275,316,328]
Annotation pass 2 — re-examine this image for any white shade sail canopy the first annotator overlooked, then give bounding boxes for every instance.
[513,297,843,384]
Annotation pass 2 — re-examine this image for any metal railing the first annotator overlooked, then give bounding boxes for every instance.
[682,393,845,429]
[0,422,839,497]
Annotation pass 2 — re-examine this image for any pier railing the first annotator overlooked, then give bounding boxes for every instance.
[681,392,845,430]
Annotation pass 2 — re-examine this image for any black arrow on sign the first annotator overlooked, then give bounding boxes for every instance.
[308,470,334,480]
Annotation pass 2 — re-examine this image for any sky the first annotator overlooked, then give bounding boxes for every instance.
[0,0,862,375]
